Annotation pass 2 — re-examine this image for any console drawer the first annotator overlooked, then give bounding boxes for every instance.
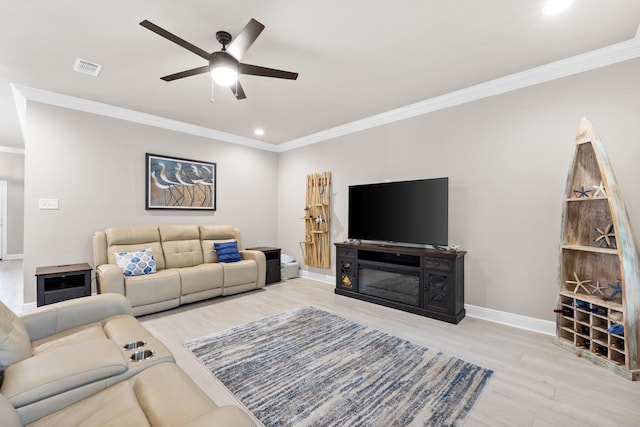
[337,248,357,258]
[423,258,451,271]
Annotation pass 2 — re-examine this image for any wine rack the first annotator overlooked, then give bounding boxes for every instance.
[557,292,626,367]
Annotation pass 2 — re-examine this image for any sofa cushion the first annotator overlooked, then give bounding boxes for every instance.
[221,260,258,287]
[160,225,204,268]
[106,226,166,270]
[2,339,127,408]
[26,362,257,427]
[26,373,150,427]
[125,269,181,308]
[116,248,157,276]
[200,225,241,263]
[214,241,242,263]
[175,264,224,296]
[0,301,32,371]
[31,323,106,355]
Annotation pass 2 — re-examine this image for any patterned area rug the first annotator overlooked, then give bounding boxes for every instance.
[185,307,492,427]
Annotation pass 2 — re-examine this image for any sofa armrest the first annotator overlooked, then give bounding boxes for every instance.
[21,294,132,342]
[96,263,125,295]
[1,339,127,408]
[0,394,21,427]
[239,250,266,287]
[92,231,108,267]
[183,406,258,427]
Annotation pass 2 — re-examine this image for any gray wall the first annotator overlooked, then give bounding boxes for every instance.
[0,151,24,256]
[23,103,278,303]
[20,58,640,322]
[277,58,640,321]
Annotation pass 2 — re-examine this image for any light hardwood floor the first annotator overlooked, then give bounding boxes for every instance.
[2,260,640,426]
[0,259,24,311]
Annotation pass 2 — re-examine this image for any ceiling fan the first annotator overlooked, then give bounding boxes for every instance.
[140,18,298,100]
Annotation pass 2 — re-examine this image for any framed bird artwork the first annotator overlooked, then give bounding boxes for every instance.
[146,153,216,210]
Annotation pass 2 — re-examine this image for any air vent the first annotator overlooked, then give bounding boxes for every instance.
[73,58,102,77]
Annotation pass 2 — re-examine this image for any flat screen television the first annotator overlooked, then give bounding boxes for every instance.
[348,177,448,247]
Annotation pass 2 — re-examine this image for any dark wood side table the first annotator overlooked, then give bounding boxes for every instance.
[35,263,92,307]
[247,247,281,284]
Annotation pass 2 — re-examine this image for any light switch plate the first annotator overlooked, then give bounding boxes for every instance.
[39,198,59,210]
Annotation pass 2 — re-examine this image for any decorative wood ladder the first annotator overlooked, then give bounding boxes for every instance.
[555,118,640,380]
[300,171,331,268]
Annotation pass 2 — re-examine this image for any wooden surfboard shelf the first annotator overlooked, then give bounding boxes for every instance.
[555,118,640,380]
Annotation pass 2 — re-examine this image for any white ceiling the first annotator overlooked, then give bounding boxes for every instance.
[2,1,640,150]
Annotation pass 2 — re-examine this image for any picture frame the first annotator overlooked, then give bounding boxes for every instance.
[146,153,216,210]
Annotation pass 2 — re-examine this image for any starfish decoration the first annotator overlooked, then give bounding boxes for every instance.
[607,281,622,300]
[566,272,591,294]
[573,186,592,198]
[590,281,606,296]
[593,181,607,197]
[594,224,616,249]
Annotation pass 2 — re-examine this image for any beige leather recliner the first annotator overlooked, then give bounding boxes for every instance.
[93,224,266,316]
[1,362,256,427]
[0,294,257,426]
[0,294,173,424]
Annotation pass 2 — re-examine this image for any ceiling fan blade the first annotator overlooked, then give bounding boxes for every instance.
[238,63,298,80]
[231,80,247,100]
[160,65,210,81]
[226,19,265,60]
[140,20,211,60]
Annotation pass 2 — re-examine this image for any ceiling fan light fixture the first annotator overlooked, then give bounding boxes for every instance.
[542,0,573,15]
[141,18,297,99]
[210,66,238,87]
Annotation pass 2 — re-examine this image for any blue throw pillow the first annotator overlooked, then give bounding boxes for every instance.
[215,241,242,263]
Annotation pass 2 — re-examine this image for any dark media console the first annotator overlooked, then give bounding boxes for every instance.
[335,242,465,324]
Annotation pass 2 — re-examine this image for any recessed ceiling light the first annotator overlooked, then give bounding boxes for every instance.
[542,0,573,15]
[254,128,265,136]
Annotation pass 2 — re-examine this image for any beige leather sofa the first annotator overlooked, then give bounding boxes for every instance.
[93,224,266,316]
[0,294,256,427]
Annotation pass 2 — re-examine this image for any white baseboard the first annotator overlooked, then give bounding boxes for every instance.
[20,301,37,313]
[300,270,335,285]
[463,304,555,336]
[2,253,23,260]
[301,272,556,336]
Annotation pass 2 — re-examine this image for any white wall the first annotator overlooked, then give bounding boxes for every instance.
[277,58,640,321]
[23,103,278,304]
[0,151,24,256]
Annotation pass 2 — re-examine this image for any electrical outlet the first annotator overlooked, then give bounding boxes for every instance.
[39,198,59,210]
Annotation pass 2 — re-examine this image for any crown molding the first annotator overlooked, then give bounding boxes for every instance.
[276,29,640,152]
[11,26,640,154]
[0,146,25,155]
[10,84,278,152]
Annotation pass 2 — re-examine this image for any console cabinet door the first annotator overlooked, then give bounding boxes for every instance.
[423,270,452,314]
[336,248,357,291]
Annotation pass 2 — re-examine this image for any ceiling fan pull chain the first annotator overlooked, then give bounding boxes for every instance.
[210,79,215,103]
